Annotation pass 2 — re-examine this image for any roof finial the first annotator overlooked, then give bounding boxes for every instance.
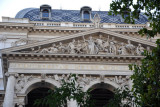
[60,5,62,10]
[99,6,101,11]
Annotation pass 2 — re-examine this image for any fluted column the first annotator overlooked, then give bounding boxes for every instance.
[3,74,16,107]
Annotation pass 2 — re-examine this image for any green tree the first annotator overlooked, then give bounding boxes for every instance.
[34,74,94,107]
[108,0,160,107]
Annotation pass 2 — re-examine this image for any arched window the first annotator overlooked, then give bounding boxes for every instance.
[80,6,92,21]
[84,11,90,20]
[40,4,52,20]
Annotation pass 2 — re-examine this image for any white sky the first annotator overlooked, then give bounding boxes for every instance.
[0,0,113,21]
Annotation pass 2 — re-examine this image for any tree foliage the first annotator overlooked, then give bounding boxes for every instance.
[34,74,94,107]
[108,0,160,106]
[108,0,160,38]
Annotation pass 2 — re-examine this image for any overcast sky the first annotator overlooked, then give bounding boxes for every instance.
[0,0,113,21]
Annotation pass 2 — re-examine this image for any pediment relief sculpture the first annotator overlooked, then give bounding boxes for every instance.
[22,34,151,56]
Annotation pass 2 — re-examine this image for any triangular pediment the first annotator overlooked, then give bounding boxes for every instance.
[0,29,156,56]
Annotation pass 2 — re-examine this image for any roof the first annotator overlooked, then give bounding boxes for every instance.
[15,8,148,24]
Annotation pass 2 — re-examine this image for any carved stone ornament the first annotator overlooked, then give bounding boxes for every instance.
[23,35,148,56]
[15,74,33,92]
[47,74,130,89]
[91,13,101,28]
[11,38,38,47]
[0,35,7,42]
[15,74,130,92]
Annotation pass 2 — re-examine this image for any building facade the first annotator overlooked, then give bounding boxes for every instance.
[0,4,159,107]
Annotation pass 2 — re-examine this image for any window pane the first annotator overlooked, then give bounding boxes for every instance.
[84,13,90,20]
[42,13,49,17]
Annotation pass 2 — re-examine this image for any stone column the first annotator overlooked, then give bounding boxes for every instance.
[3,74,16,107]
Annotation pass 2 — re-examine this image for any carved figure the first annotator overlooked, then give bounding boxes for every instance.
[85,36,98,54]
[58,42,66,53]
[68,39,76,54]
[91,13,101,28]
[54,74,60,81]
[109,41,116,54]
[40,47,49,53]
[136,44,144,55]
[75,40,84,54]
[48,44,58,53]
[125,40,135,55]
[115,76,124,84]
[15,74,26,92]
[79,74,90,87]
[96,35,104,50]
[103,36,110,53]
[121,76,130,90]
[118,43,127,55]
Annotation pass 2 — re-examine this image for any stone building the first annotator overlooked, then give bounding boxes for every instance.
[0,4,159,107]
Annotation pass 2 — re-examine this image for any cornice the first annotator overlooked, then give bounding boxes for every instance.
[2,52,144,62]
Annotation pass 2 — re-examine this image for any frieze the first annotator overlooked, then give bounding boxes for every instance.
[9,63,129,71]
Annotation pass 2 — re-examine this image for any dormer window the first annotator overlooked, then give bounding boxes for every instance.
[40,4,52,20]
[80,6,92,21]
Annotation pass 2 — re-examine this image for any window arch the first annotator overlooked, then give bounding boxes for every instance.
[40,4,52,20]
[80,6,92,21]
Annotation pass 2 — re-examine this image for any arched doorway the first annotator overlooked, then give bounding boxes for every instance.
[89,83,115,107]
[22,81,57,107]
[25,87,50,107]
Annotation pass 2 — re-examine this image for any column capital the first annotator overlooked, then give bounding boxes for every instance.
[5,72,18,77]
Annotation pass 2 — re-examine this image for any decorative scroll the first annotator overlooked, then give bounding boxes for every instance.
[23,35,150,55]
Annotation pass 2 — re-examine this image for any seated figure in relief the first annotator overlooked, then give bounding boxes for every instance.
[75,40,84,54]
[95,34,105,50]
[68,39,76,54]
[118,43,127,55]
[48,43,58,53]
[125,40,135,55]
[58,42,67,53]
[136,44,144,55]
